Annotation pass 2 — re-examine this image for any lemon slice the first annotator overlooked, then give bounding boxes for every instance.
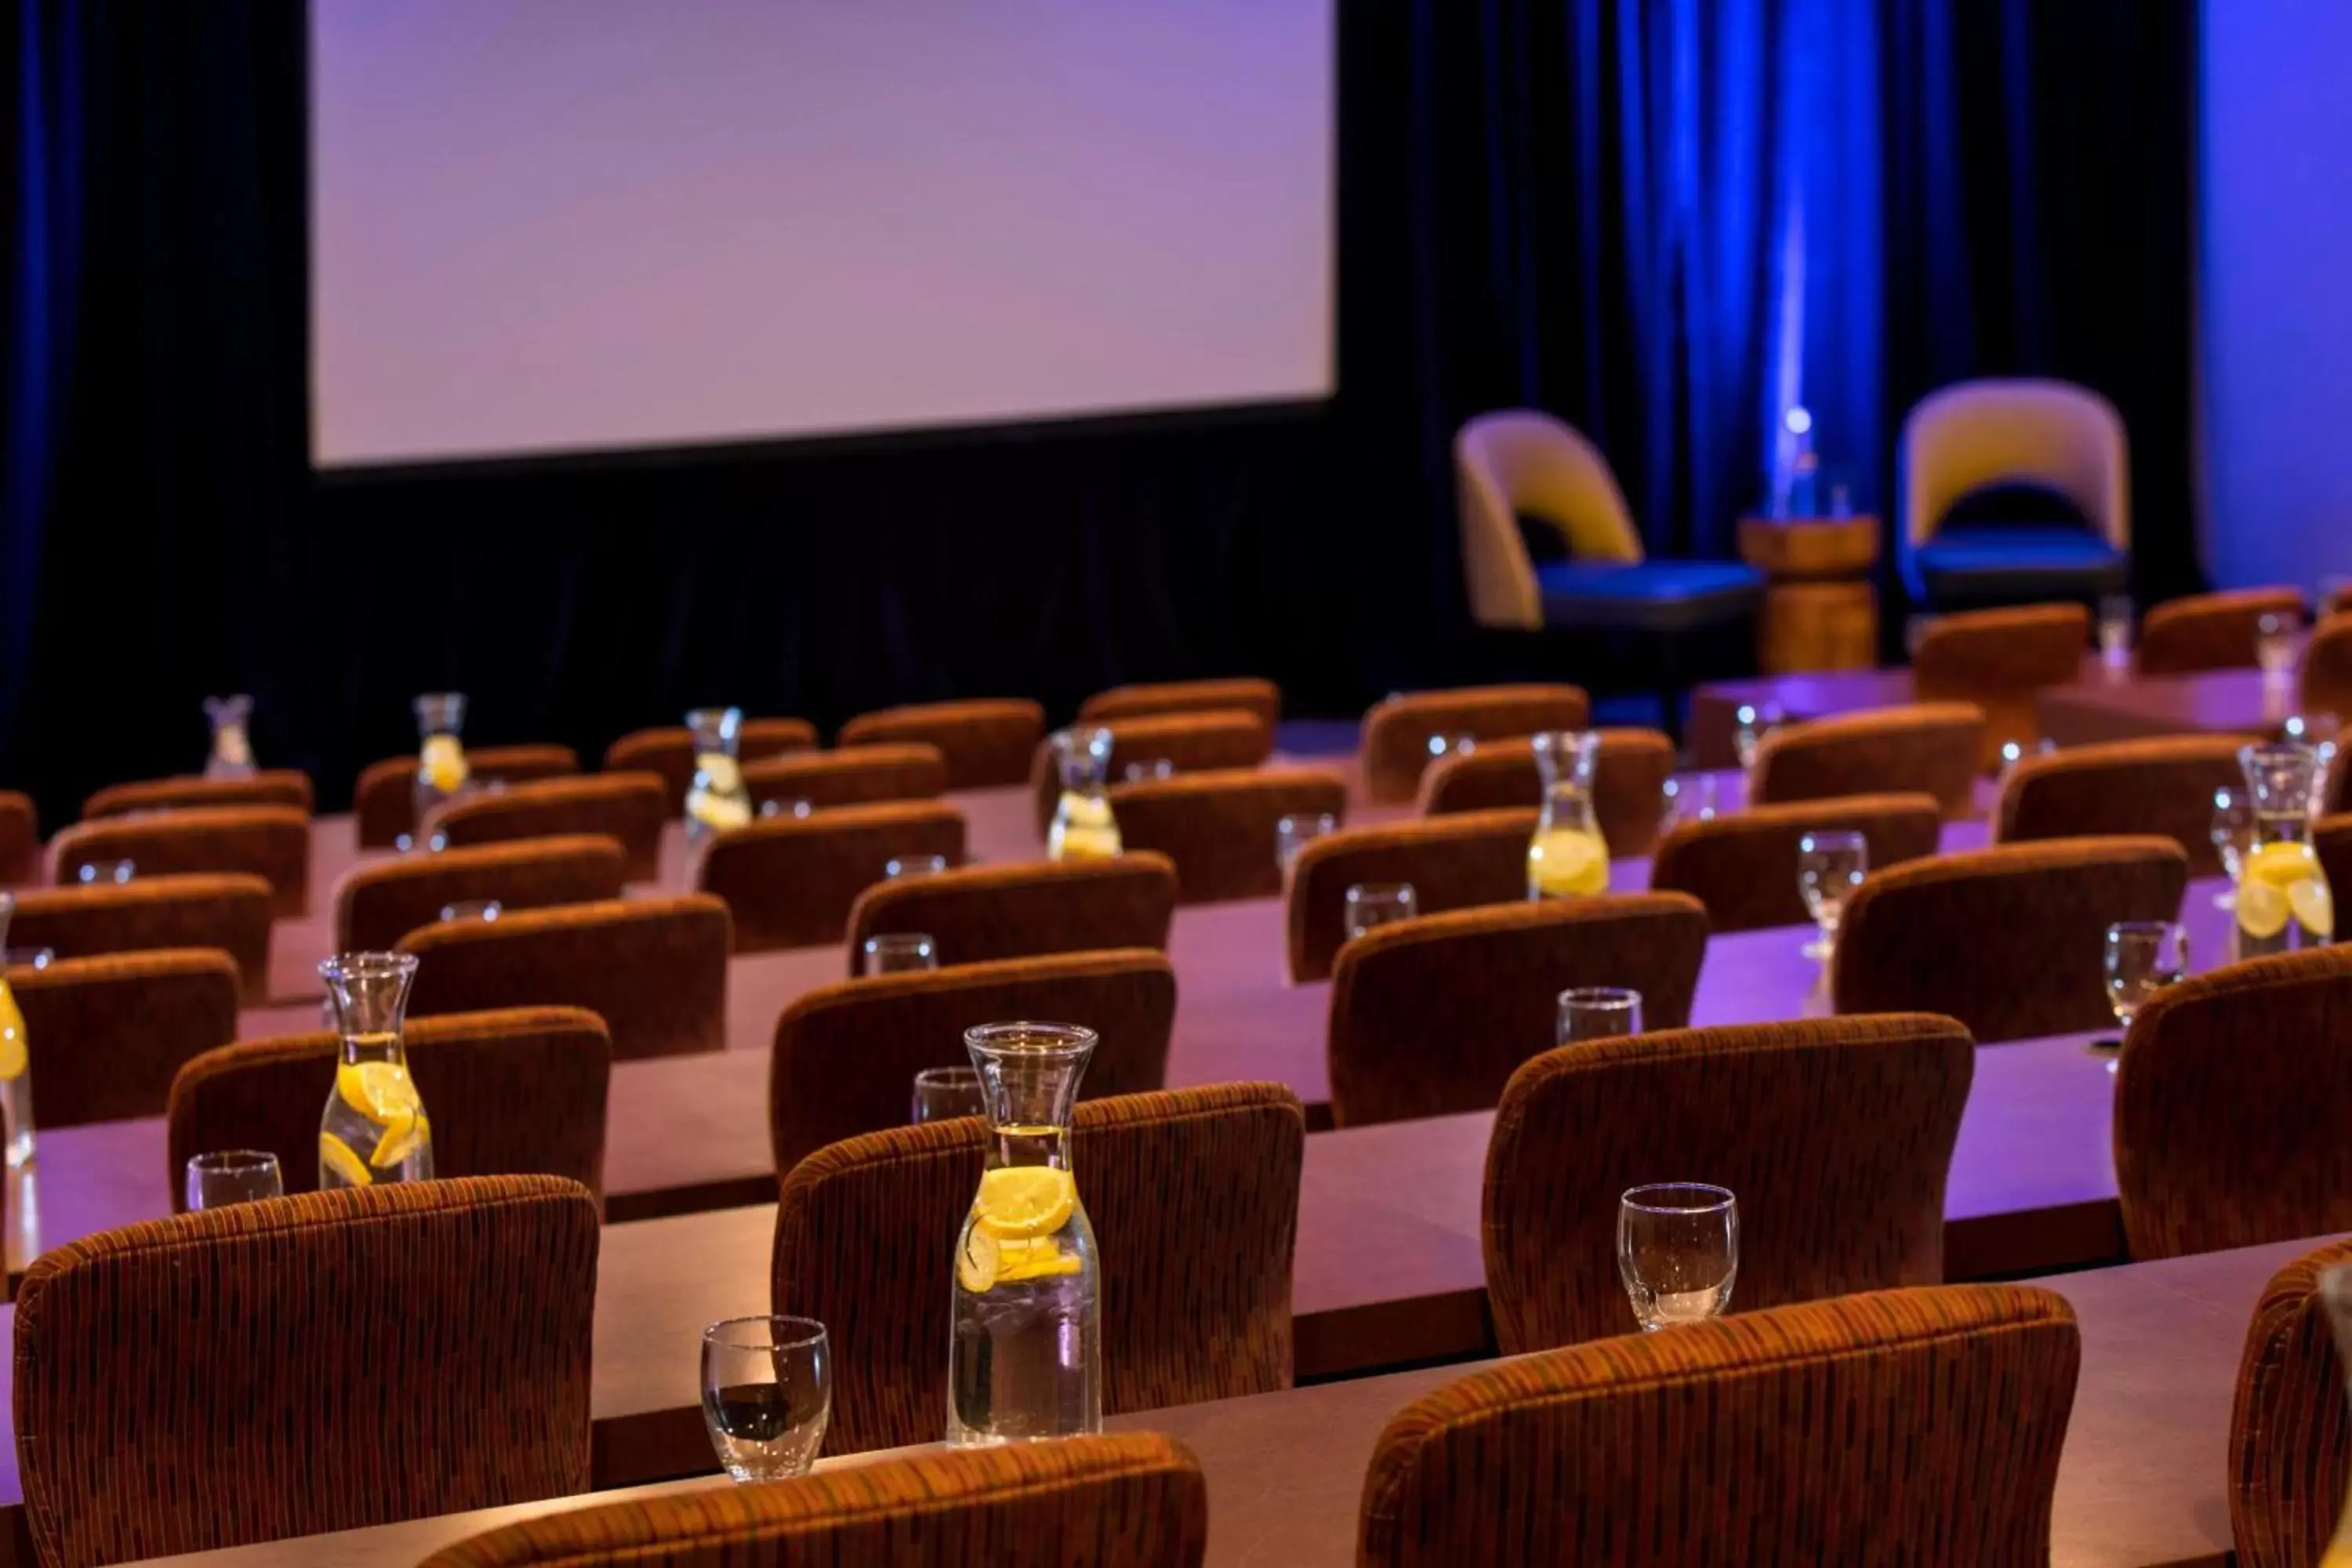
[974,1167,1076,1240]
[695,754,743,795]
[956,1226,1000,1293]
[1060,792,1112,828]
[1528,828,1609,897]
[370,1105,425,1170]
[2292,878,2335,938]
[687,789,752,832]
[336,1060,418,1125]
[0,982,26,1083]
[996,1236,1083,1283]
[421,735,470,794]
[2238,878,2292,941]
[2247,841,2319,888]
[320,1131,374,1187]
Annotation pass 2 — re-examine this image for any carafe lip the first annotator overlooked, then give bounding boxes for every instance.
[318,950,419,987]
[686,706,744,746]
[963,1020,1098,1063]
[412,692,468,735]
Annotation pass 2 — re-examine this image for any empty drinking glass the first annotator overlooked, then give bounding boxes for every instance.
[885,855,949,880]
[1659,774,1718,829]
[1558,986,1642,1044]
[1797,829,1867,960]
[1121,758,1175,784]
[702,1316,831,1483]
[0,947,53,971]
[2212,786,2253,907]
[75,860,134,886]
[438,899,501,924]
[1618,1184,1739,1331]
[1276,812,1337,877]
[2104,920,2189,1040]
[1342,882,1417,942]
[2259,612,2303,687]
[184,1151,284,1210]
[759,797,815,819]
[1425,733,1476,761]
[1732,703,1782,772]
[2097,596,2135,670]
[1906,613,1936,660]
[912,1065,986,1123]
[862,933,938,975]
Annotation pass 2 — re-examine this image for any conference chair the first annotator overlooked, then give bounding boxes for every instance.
[2301,615,2352,724]
[1749,703,1985,819]
[1080,677,1283,729]
[167,1007,612,1210]
[1648,793,1944,933]
[741,742,948,813]
[1358,684,1591,806]
[772,1083,1303,1454]
[769,949,1175,1171]
[331,834,626,953]
[1911,602,2092,769]
[603,717,818,817]
[13,1177,598,1568]
[1326,895,1706,1128]
[844,854,1178,976]
[1,873,273,998]
[5,949,240,1127]
[1834,837,2189,1043]
[1026,710,1273,837]
[2113,945,2352,1261]
[400,895,731,1059]
[1105,766,1348,902]
[48,805,310,918]
[1482,1014,1970,1352]
[415,1436,1208,1568]
[353,742,580,850]
[1285,809,1537,983]
[2227,1236,2352,1568]
[426,774,667,884]
[82,768,314,820]
[1898,376,2130,612]
[699,800,968,953]
[2136,586,2309,677]
[0,790,33,886]
[1993,734,2250,876]
[1358,1285,2079,1567]
[1415,728,1677,857]
[837,698,1046,789]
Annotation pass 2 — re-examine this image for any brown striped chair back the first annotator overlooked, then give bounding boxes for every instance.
[14,1176,598,1568]
[332,834,627,953]
[1911,601,2089,768]
[49,804,311,918]
[6,949,241,1128]
[743,742,949,813]
[772,1083,1303,1455]
[1648,793,1944,933]
[771,949,1176,1171]
[427,774,668,883]
[1750,702,1985,818]
[82,768,314,820]
[838,698,1046,789]
[2114,944,2352,1260]
[1080,677,1283,730]
[354,743,581,849]
[2321,814,2352,918]
[0,789,34,885]
[168,1007,612,1210]
[1328,895,1708,1129]
[602,719,818,817]
[414,1434,1209,1568]
[1994,734,2251,876]
[1415,728,1677,856]
[1105,766,1348,903]
[1359,684,1592,805]
[400,895,731,1059]
[1026,711,1275,837]
[1,873,273,997]
[1358,1285,2079,1567]
[702,801,969,953]
[2303,615,2352,726]
[1835,836,2189,1043]
[2137,586,2308,677]
[2228,1236,2352,1568]
[1284,808,1536,982]
[844,854,1178,976]
[1482,1014,1972,1352]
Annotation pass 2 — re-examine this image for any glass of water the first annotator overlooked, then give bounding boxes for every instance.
[912,1065,986,1123]
[2104,920,2188,1038]
[1618,1184,1739,1331]
[1557,986,1642,1044]
[2211,786,2253,906]
[861,933,938,976]
[702,1316,831,1483]
[884,854,948,880]
[1797,829,1868,960]
[184,1150,284,1210]
[1342,882,1418,942]
[1276,812,1337,879]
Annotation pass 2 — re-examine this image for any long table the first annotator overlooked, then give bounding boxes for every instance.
[2038,665,2302,747]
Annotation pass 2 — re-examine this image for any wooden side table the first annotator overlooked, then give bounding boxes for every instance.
[1737,513,1882,673]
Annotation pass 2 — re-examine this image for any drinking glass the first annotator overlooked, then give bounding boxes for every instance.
[1558,986,1642,1044]
[1342,882,1418,942]
[1732,703,1782,772]
[759,797,814,819]
[2104,920,2189,1039]
[1276,812,1337,877]
[75,860,134,886]
[438,899,501,924]
[2259,612,2303,686]
[1617,1184,1739,1331]
[862,933,938,975]
[701,1316,831,1483]
[1425,733,1476,760]
[1121,758,1175,784]
[1797,829,1868,960]
[2098,595,2134,670]
[884,855,949,880]
[2212,786,2253,906]
[912,1065,986,1123]
[184,1151,283,1210]
[1659,773,1718,828]
[1905,613,1936,660]
[0,948,54,971]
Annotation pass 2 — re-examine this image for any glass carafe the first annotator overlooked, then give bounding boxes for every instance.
[2236,743,2336,959]
[2319,1265,2352,1566]
[1046,728,1122,862]
[1527,730,1609,898]
[949,1022,1102,1446]
[412,692,472,829]
[0,895,34,1168]
[203,694,256,780]
[317,952,434,1189]
[684,706,753,841]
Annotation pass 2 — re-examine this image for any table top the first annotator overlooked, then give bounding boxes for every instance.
[2038,666,2299,748]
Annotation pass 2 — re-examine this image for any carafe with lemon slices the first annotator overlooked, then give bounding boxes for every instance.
[202,694,256,780]
[949,1021,1102,1446]
[317,953,434,1190]
[684,706,753,841]
[1526,730,1610,899]
[412,692,472,832]
[1046,728,1122,862]
[0,895,35,1168]
[2234,742,2335,960]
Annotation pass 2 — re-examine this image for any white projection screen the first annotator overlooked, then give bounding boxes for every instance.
[310,1,1334,468]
